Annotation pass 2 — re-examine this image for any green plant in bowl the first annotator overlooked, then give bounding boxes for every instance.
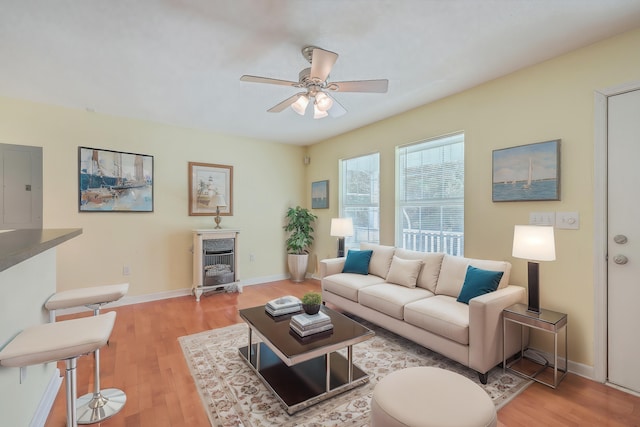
[301,291,322,315]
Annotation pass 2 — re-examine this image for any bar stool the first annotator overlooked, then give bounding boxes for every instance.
[0,312,116,427]
[45,283,129,424]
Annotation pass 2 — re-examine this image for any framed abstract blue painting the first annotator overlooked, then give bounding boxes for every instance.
[311,180,329,209]
[78,147,154,212]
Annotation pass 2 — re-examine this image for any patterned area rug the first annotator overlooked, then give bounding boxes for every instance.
[179,319,531,427]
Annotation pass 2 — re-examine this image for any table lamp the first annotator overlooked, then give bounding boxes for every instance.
[211,194,227,229]
[330,217,354,257]
[512,225,556,313]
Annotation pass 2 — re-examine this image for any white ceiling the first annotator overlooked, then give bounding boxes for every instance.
[2,1,640,146]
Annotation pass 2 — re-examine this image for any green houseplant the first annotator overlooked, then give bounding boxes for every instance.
[284,206,318,282]
[301,291,322,315]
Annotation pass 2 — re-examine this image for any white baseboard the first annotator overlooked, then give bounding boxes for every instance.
[240,274,289,287]
[525,347,594,380]
[31,368,62,427]
[52,274,290,315]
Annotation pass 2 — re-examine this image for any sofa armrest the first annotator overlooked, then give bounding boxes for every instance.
[468,285,526,374]
[319,257,346,278]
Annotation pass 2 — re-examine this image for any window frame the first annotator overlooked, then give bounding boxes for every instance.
[339,152,381,250]
[395,133,465,256]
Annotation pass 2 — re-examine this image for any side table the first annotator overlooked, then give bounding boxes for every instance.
[503,303,568,388]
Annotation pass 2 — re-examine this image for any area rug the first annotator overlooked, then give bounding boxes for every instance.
[179,320,531,427]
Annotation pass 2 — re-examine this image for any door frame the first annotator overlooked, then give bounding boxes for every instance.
[593,80,640,384]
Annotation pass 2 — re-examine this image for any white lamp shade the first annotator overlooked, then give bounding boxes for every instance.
[291,94,309,115]
[315,92,333,112]
[211,194,227,208]
[512,225,556,261]
[313,104,328,119]
[330,217,354,237]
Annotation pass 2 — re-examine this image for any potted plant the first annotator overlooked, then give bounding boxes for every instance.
[301,291,322,315]
[284,206,318,282]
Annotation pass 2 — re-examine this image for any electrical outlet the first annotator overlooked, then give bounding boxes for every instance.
[249,254,255,262]
[123,265,131,276]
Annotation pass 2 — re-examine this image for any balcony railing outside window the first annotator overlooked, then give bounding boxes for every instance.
[400,228,464,256]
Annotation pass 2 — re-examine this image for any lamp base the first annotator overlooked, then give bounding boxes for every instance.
[527,261,540,314]
[214,207,222,229]
[337,237,345,258]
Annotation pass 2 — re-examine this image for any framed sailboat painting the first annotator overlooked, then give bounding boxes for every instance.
[492,140,560,202]
[78,147,154,212]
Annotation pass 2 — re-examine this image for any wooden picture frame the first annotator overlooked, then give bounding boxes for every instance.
[78,146,154,212]
[492,139,561,202]
[188,162,233,216]
[311,180,329,209]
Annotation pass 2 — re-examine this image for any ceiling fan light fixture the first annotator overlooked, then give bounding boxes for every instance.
[314,91,333,112]
[290,94,309,115]
[313,104,328,119]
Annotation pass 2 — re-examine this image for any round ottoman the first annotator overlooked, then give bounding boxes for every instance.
[370,367,497,427]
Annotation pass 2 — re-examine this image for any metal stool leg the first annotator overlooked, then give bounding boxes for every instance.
[76,306,126,424]
[65,357,78,427]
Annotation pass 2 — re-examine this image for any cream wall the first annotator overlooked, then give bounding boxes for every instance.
[0,97,306,296]
[306,28,640,368]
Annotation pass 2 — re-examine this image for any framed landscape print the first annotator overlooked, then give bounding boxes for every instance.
[311,180,329,209]
[188,162,233,216]
[78,146,154,212]
[492,139,561,202]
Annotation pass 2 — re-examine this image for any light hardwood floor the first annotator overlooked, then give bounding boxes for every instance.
[45,279,640,426]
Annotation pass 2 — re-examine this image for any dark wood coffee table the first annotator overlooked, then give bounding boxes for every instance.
[238,305,374,414]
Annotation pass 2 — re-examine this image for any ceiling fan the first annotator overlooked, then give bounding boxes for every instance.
[240,46,388,119]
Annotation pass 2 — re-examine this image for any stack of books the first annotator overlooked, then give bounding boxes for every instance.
[265,296,302,317]
[290,311,334,337]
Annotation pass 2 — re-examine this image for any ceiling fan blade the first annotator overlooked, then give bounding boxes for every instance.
[267,93,306,113]
[310,48,338,82]
[329,79,389,93]
[240,75,299,87]
[327,94,347,118]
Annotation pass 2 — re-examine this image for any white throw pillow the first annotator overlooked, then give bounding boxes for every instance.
[386,256,423,288]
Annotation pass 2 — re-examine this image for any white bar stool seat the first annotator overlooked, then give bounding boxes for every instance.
[45,283,128,424]
[0,312,116,427]
[45,283,129,320]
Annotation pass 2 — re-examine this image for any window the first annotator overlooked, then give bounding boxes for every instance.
[339,152,380,249]
[396,133,464,256]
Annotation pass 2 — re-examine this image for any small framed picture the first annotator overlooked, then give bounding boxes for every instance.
[311,180,329,209]
[188,162,233,216]
[492,139,560,202]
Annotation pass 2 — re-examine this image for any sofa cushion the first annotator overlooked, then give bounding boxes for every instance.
[404,296,470,345]
[360,243,395,279]
[342,249,373,275]
[322,273,386,302]
[394,249,445,293]
[358,284,433,320]
[386,256,423,288]
[436,255,511,298]
[456,266,504,304]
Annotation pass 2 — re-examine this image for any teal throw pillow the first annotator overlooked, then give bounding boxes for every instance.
[342,250,373,275]
[456,266,504,304]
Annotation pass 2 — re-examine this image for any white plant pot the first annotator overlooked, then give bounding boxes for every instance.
[288,253,309,283]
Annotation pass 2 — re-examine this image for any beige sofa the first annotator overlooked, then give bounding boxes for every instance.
[320,243,526,383]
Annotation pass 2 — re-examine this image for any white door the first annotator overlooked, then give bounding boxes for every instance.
[607,89,640,393]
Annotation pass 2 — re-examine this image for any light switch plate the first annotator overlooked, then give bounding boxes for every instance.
[529,212,555,226]
[556,212,580,229]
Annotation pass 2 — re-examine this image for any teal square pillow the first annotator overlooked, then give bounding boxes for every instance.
[342,250,373,275]
[456,266,504,304]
